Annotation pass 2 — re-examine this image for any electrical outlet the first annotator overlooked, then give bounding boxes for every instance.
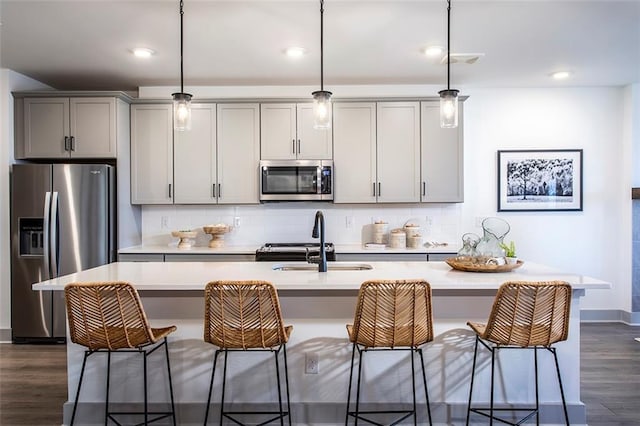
[161,216,169,229]
[305,352,319,374]
[425,216,433,226]
[234,216,241,228]
[345,216,354,228]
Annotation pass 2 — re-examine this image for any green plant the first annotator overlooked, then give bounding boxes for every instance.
[500,241,516,257]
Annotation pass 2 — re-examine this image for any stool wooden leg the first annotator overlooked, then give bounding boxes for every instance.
[417,349,432,426]
[550,347,570,426]
[163,338,177,426]
[204,350,220,425]
[105,351,111,426]
[282,344,292,426]
[70,351,90,426]
[466,336,480,426]
[345,342,357,425]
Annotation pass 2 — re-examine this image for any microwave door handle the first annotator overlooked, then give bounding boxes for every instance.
[317,167,322,194]
[50,192,59,278]
[42,191,51,280]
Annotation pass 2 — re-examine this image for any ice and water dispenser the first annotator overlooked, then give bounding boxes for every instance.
[19,218,44,256]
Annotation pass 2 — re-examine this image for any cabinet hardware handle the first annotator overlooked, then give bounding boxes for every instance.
[378,182,381,197]
[70,136,75,151]
[212,183,216,198]
[168,183,172,198]
[64,136,70,152]
[422,181,426,196]
[292,139,296,154]
[218,183,221,198]
[372,182,376,197]
[297,139,301,154]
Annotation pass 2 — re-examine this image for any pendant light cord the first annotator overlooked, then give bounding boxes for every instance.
[446,0,451,91]
[180,0,185,93]
[320,0,325,92]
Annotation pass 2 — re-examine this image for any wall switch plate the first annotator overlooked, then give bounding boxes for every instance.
[161,216,169,229]
[345,216,354,228]
[234,216,241,228]
[305,352,319,374]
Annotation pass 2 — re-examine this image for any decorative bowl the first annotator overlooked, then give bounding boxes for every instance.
[445,256,524,273]
[171,230,198,249]
[202,224,231,248]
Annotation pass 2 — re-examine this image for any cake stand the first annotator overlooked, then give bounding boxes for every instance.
[171,230,198,249]
[203,224,231,248]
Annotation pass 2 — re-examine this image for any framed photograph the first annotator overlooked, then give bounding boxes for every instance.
[497,149,583,212]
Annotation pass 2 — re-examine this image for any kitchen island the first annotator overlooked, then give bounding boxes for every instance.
[34,261,609,425]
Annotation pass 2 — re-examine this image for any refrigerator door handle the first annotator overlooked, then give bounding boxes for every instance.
[42,192,51,280]
[50,192,59,278]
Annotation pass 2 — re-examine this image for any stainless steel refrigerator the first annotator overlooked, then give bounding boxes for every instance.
[10,164,115,343]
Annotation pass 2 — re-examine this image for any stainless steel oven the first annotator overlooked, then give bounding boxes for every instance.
[259,160,333,201]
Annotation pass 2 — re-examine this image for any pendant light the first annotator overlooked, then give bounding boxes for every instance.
[439,0,459,128]
[312,0,332,129]
[172,0,192,131]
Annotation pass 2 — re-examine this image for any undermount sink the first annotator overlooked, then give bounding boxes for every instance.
[272,263,373,271]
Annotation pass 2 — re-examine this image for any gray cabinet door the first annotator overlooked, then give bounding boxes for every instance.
[421,101,464,202]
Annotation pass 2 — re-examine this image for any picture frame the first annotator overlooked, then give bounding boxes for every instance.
[497,149,583,212]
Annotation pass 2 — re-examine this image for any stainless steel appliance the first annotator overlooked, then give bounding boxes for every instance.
[259,160,333,201]
[255,243,336,262]
[10,164,115,343]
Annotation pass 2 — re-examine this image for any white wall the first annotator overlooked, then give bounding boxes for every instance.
[0,69,51,337]
[140,86,631,313]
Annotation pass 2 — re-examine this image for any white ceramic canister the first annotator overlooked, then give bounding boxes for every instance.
[372,221,388,244]
[389,228,407,248]
[406,233,422,249]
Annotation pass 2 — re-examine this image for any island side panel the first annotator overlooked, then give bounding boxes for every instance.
[64,289,586,425]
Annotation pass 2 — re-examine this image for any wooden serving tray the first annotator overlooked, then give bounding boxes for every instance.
[445,257,524,273]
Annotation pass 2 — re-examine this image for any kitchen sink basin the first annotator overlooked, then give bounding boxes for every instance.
[272,263,373,271]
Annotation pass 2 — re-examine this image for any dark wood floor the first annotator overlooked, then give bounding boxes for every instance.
[0,323,638,425]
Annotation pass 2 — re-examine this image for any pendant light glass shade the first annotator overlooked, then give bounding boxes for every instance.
[312,90,332,129]
[312,0,332,129]
[173,0,192,132]
[172,92,192,131]
[439,89,459,128]
[440,0,459,129]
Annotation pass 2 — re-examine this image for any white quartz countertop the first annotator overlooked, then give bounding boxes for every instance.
[33,261,611,291]
[118,243,459,255]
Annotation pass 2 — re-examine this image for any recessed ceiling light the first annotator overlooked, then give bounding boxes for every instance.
[284,47,306,58]
[424,46,445,58]
[551,71,572,80]
[132,48,155,58]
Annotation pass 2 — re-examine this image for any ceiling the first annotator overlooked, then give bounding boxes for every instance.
[1,0,639,93]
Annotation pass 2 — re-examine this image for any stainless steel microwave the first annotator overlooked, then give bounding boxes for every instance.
[259,160,333,201]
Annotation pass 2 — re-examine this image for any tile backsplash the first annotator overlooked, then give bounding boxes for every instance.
[141,203,462,248]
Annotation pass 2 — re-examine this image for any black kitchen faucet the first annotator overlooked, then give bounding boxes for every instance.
[308,210,327,272]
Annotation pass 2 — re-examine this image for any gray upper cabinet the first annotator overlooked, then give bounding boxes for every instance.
[260,103,332,160]
[333,101,420,203]
[131,102,260,205]
[17,97,117,159]
[420,101,464,202]
[130,104,174,204]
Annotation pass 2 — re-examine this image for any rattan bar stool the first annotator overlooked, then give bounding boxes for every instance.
[64,281,177,426]
[466,281,572,426]
[203,280,293,426]
[345,279,434,426]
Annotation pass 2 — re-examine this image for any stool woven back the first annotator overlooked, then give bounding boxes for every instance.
[481,281,571,347]
[350,280,433,348]
[65,282,156,351]
[204,280,289,349]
